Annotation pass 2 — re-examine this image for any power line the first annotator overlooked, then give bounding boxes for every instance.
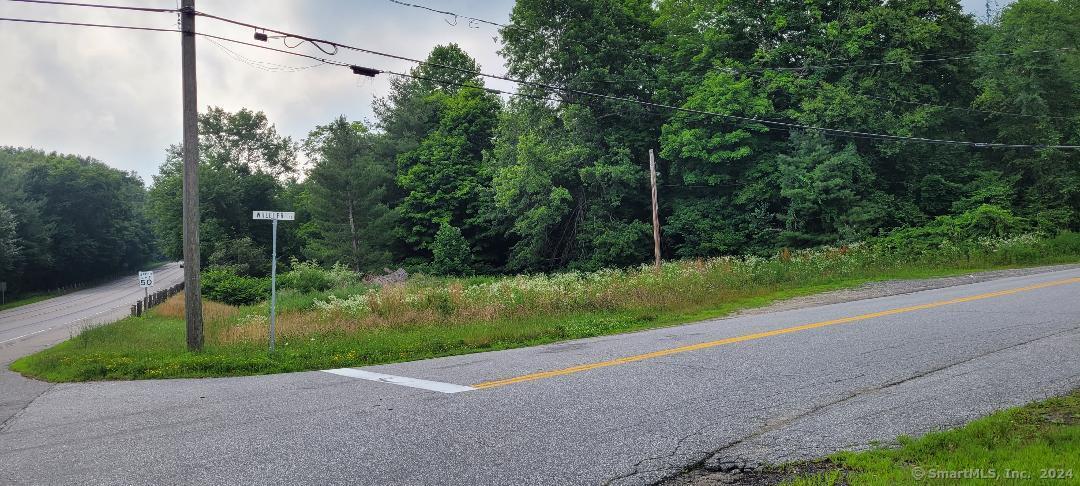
[377,0,1078,128]
[379,0,1073,76]
[193,10,1078,129]
[860,93,1070,120]
[384,0,509,30]
[710,68,1073,121]
[191,11,1080,150]
[731,47,1076,74]
[203,33,1071,150]
[2,14,1076,150]
[0,15,178,32]
[2,0,176,13]
[205,36,326,73]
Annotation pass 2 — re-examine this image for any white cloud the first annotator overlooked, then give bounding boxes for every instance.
[0,0,514,182]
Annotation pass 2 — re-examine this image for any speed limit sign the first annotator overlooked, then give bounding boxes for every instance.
[139,271,154,288]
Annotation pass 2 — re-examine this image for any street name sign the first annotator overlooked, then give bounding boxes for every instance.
[253,210,294,352]
[252,211,295,221]
[139,271,154,288]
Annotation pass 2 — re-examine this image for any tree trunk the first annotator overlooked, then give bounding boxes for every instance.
[347,199,359,271]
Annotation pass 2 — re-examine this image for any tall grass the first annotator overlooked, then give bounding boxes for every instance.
[202,232,1079,345]
[12,231,1079,381]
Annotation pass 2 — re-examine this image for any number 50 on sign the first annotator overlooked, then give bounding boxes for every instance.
[139,271,154,288]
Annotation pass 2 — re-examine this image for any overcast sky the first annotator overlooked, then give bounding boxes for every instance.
[0,0,999,183]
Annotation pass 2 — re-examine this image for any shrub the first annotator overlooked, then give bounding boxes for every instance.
[279,259,360,293]
[430,222,472,276]
[279,260,335,293]
[201,266,270,306]
[872,205,1031,258]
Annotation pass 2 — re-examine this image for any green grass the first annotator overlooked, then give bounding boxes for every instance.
[0,292,57,312]
[779,389,1080,485]
[10,232,1080,382]
[8,283,854,382]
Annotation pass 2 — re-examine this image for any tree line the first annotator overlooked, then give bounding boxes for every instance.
[0,148,156,293]
[138,0,1080,279]
[147,0,1079,277]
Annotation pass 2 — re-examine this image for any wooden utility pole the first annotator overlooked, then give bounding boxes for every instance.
[649,149,661,269]
[181,0,204,351]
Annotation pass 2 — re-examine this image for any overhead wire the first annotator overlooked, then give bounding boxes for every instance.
[193,35,1064,151]
[0,15,178,33]
[375,0,1074,74]
[859,93,1070,120]
[205,36,326,73]
[384,0,509,30]
[190,10,1080,150]
[9,0,1067,122]
[374,0,1076,124]
[2,0,177,13]
[730,47,1075,73]
[0,12,1075,150]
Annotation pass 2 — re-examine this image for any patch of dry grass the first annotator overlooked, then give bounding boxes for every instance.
[156,293,239,322]
[159,233,1080,348]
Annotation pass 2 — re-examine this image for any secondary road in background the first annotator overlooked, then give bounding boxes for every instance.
[0,262,184,425]
[1,266,1078,484]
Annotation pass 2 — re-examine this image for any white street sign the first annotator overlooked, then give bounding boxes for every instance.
[252,211,295,221]
[139,271,154,288]
[253,210,295,352]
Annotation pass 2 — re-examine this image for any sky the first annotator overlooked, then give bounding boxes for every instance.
[0,0,1001,183]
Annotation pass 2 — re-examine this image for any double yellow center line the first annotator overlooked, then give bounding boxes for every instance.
[470,276,1080,389]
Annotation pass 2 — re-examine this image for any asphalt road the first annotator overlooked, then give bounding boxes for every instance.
[1,266,1078,485]
[0,263,184,425]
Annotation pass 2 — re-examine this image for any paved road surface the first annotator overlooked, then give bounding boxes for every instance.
[0,263,184,425]
[1,266,1078,485]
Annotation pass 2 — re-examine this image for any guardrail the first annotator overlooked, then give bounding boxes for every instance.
[130,282,184,317]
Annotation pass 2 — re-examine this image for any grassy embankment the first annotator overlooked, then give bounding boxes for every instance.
[775,389,1079,485]
[10,232,1080,382]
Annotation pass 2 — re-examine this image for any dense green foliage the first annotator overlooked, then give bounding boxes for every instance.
[0,147,155,293]
[302,117,396,271]
[11,228,1080,381]
[430,221,473,276]
[137,0,1077,282]
[0,0,1073,302]
[146,108,295,272]
[200,266,270,306]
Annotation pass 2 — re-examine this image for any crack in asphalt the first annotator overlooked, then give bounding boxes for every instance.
[0,380,55,434]
[614,324,1080,485]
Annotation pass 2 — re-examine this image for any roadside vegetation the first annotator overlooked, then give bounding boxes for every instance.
[4,0,1079,382]
[773,389,1080,485]
[11,216,1080,381]
[0,148,157,298]
[0,292,55,312]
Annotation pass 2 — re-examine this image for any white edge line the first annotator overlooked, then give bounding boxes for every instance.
[322,368,476,394]
[0,327,55,345]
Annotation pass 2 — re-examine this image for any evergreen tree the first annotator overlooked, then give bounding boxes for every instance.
[303,116,396,272]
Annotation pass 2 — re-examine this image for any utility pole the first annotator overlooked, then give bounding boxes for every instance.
[649,149,661,269]
[181,0,204,351]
